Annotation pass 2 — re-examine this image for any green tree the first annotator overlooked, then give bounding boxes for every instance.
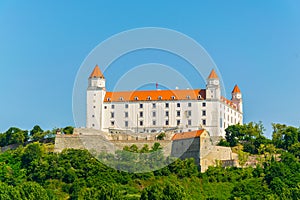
[77,184,122,200]
[21,143,44,168]
[0,182,21,200]
[289,143,300,158]
[141,181,187,200]
[30,125,43,136]
[225,122,267,154]
[0,127,29,146]
[157,132,166,140]
[62,126,74,135]
[272,123,299,150]
[18,182,49,200]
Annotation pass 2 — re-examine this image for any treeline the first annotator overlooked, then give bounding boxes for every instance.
[219,122,300,158]
[0,123,298,199]
[0,142,299,199]
[0,126,74,147]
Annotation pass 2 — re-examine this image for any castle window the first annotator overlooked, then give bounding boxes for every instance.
[177,120,180,126]
[158,96,162,100]
[92,124,95,127]
[202,110,206,116]
[202,102,206,107]
[140,111,143,118]
[93,106,96,108]
[125,112,128,118]
[202,119,206,125]
[165,120,169,126]
[152,111,156,117]
[171,96,175,100]
[119,97,124,101]
[140,121,143,126]
[92,115,95,118]
[187,110,192,117]
[125,104,129,109]
[134,97,138,101]
[165,111,169,117]
[186,95,190,99]
[152,120,156,126]
[188,120,192,126]
[177,111,180,117]
[177,103,180,107]
[165,103,169,108]
[111,121,115,126]
[111,104,115,109]
[147,96,151,100]
[139,104,143,109]
[104,106,107,109]
[188,102,192,107]
[125,121,128,127]
[152,103,156,108]
[111,112,114,118]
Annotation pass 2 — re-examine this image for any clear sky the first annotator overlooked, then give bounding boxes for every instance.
[0,0,299,137]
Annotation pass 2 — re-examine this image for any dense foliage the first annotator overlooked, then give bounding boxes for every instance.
[0,123,299,199]
[220,122,300,157]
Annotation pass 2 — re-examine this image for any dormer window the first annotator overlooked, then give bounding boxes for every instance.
[134,97,138,101]
[147,96,151,100]
[119,97,124,101]
[171,96,175,100]
[186,95,190,99]
[107,98,111,101]
[158,96,162,100]
[198,95,202,99]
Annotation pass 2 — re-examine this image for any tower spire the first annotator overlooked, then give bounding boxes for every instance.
[232,84,241,93]
[208,69,219,79]
[89,65,104,79]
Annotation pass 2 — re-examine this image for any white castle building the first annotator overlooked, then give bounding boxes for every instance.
[86,65,243,137]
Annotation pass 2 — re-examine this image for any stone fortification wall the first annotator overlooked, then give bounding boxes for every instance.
[200,146,237,172]
[54,128,173,156]
[54,128,238,172]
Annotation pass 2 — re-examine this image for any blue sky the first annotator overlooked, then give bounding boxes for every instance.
[0,1,299,137]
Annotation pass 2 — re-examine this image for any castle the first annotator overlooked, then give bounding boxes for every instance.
[86,65,243,138]
[54,65,242,171]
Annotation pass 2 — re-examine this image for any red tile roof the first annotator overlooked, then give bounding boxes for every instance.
[104,89,206,102]
[232,85,241,93]
[89,65,104,79]
[172,130,205,140]
[221,96,237,110]
[208,69,219,79]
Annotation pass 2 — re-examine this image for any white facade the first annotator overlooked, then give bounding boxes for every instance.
[86,66,243,137]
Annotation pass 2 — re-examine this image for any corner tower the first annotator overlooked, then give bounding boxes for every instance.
[206,69,221,100]
[86,65,106,130]
[205,69,221,138]
[231,85,243,113]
